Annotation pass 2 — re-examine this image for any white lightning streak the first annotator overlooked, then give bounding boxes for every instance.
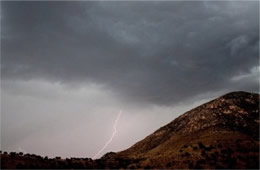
[93,110,122,159]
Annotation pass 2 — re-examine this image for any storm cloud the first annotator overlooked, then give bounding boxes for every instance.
[1,1,259,158]
[2,1,259,105]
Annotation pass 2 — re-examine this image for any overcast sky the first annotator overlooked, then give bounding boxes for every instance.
[1,1,259,158]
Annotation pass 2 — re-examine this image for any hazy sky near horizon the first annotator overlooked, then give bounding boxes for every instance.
[1,1,259,158]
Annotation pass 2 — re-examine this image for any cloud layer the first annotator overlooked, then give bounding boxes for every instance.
[2,1,259,105]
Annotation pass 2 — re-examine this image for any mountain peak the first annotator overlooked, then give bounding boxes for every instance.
[220,91,257,98]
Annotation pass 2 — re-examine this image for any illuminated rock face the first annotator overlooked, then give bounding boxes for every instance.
[134,91,259,138]
[182,91,259,136]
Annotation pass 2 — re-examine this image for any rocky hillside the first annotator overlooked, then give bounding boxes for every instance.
[120,91,259,155]
[107,91,260,168]
[1,91,259,169]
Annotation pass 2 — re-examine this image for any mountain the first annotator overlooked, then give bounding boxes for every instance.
[101,91,260,169]
[1,91,259,169]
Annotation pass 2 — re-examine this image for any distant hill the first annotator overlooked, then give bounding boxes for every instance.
[1,91,259,169]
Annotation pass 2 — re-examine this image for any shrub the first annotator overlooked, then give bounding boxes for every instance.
[198,142,205,149]
[10,152,16,158]
[188,162,193,169]
[194,163,202,169]
[210,153,217,160]
[184,152,190,157]
[182,144,188,148]
[209,144,215,149]
[218,144,223,148]
[144,165,151,169]
[193,146,198,150]
[205,144,215,151]
[201,150,206,157]
[216,165,224,169]
[226,147,233,153]
[228,158,237,168]
[197,159,206,164]
[16,163,25,169]
[129,165,136,169]
[221,149,227,154]
[205,147,211,151]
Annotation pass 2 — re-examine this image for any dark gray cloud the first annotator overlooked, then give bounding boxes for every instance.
[1,1,259,105]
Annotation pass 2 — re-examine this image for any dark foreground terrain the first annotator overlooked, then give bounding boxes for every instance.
[1,91,259,169]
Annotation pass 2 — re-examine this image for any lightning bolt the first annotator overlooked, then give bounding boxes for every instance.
[93,110,122,159]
